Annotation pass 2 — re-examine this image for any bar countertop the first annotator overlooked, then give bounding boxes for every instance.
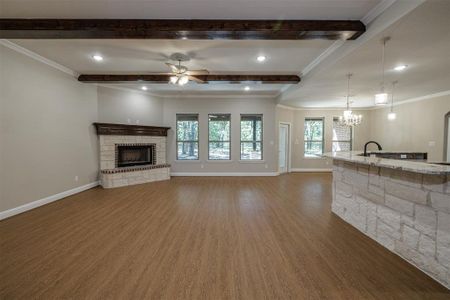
[323,151,450,175]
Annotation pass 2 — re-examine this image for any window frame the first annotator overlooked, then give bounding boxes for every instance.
[208,113,232,160]
[176,113,200,161]
[303,117,325,158]
[240,114,263,160]
[332,117,353,152]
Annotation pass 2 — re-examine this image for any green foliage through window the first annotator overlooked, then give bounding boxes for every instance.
[240,115,263,160]
[176,114,199,160]
[209,114,231,160]
[304,118,324,157]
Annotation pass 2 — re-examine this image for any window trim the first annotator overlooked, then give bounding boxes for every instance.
[208,113,232,160]
[332,117,353,152]
[304,117,325,158]
[176,113,200,161]
[240,114,263,160]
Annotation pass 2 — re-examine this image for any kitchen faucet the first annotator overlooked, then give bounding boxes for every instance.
[364,141,382,156]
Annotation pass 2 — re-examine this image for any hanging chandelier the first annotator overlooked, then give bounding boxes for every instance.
[374,37,390,105]
[338,73,362,127]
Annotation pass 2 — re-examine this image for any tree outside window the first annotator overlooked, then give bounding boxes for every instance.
[304,118,324,157]
[176,114,199,160]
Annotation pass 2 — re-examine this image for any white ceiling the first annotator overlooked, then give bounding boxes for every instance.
[3,0,449,106]
[280,0,450,108]
[0,0,380,19]
[1,0,383,97]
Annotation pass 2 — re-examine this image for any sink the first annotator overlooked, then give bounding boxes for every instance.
[358,152,428,160]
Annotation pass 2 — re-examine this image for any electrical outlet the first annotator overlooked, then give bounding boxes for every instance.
[201,164,204,169]
[136,119,140,124]
[75,176,79,182]
[127,118,131,124]
[428,141,436,147]
[265,164,268,169]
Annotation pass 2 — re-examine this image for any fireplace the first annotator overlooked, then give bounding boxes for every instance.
[116,144,155,167]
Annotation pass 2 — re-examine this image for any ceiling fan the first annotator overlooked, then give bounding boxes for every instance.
[165,53,209,86]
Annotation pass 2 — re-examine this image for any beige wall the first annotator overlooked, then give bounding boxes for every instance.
[97,86,164,126]
[369,94,450,161]
[163,97,277,173]
[0,45,99,212]
[276,106,371,170]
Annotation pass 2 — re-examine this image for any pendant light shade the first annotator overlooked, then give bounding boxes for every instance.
[387,81,398,121]
[374,37,390,106]
[375,92,389,105]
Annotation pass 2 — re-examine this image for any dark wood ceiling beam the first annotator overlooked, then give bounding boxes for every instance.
[0,19,365,40]
[77,74,301,84]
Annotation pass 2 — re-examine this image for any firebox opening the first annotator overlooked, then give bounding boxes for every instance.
[117,144,155,167]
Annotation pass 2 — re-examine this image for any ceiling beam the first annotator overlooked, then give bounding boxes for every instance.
[77,74,301,84]
[0,19,365,40]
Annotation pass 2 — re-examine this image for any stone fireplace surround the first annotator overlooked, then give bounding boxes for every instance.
[94,123,171,188]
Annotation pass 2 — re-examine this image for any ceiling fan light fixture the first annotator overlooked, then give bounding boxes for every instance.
[178,75,189,86]
[169,76,178,84]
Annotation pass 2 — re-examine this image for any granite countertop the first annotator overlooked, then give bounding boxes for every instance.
[323,151,450,175]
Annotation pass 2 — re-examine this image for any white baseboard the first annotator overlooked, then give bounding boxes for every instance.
[290,168,332,172]
[0,181,100,221]
[170,172,279,177]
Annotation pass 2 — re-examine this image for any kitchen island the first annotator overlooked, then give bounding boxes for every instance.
[323,151,450,289]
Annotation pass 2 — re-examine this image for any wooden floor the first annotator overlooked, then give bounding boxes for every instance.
[1,174,449,299]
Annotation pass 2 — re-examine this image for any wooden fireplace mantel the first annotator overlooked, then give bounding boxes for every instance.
[93,123,170,136]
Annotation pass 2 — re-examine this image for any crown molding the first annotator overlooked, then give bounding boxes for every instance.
[299,0,396,79]
[96,84,162,98]
[0,39,78,77]
[370,90,450,110]
[158,93,277,100]
[276,104,372,111]
[361,0,397,24]
[280,0,425,103]
[277,90,450,111]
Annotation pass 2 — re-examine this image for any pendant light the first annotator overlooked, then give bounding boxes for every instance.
[387,81,398,121]
[375,37,390,105]
[338,73,362,127]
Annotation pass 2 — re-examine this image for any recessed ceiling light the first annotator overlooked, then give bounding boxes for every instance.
[256,55,266,62]
[181,37,188,40]
[394,65,407,71]
[244,86,250,91]
[141,86,148,91]
[92,54,103,62]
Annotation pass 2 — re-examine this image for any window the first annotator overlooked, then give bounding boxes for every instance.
[176,114,199,160]
[208,114,231,160]
[304,118,324,157]
[240,114,263,160]
[332,117,352,152]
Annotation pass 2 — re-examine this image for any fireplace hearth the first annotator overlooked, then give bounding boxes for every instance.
[116,144,155,167]
[94,123,171,188]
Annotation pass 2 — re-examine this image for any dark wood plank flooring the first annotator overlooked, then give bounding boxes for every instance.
[1,174,449,299]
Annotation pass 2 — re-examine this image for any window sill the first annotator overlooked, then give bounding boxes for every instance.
[207,159,233,163]
[175,159,201,163]
[239,160,265,164]
[303,156,325,160]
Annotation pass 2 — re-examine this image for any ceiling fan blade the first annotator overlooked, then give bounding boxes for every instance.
[165,62,179,73]
[188,75,205,84]
[186,69,210,75]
